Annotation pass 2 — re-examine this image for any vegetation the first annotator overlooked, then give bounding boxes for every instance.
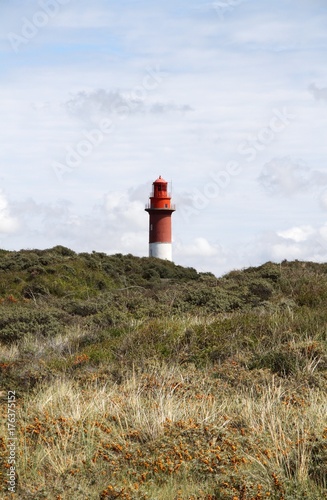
[0,247,326,499]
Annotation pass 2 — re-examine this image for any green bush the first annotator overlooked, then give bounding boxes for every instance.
[250,349,299,376]
[63,300,99,317]
[0,306,67,343]
[50,245,76,257]
[249,279,274,301]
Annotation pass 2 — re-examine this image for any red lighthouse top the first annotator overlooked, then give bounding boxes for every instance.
[146,175,175,211]
[154,175,167,183]
[153,175,168,198]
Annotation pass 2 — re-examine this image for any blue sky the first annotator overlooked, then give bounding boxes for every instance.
[0,0,327,275]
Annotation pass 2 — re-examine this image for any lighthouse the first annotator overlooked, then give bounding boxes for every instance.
[145,176,175,261]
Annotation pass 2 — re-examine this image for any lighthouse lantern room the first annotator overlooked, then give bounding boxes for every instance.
[145,176,175,261]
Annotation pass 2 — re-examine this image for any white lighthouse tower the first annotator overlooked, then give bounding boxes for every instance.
[145,176,175,261]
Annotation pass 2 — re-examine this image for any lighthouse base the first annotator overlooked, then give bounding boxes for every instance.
[149,243,172,261]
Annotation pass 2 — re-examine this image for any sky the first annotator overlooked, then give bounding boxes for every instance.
[1,0,327,276]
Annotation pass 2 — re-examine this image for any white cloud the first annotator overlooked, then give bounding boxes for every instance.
[65,89,192,124]
[6,188,149,256]
[277,225,316,243]
[258,157,327,196]
[263,224,327,264]
[271,243,305,260]
[0,193,19,234]
[319,189,327,211]
[176,237,220,257]
[104,191,146,230]
[308,83,327,103]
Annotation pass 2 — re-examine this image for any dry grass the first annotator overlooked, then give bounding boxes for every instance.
[1,355,326,499]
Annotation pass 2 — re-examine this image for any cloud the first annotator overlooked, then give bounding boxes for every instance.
[258,157,327,196]
[11,198,80,243]
[275,224,327,260]
[271,243,306,260]
[172,237,232,275]
[0,193,19,234]
[104,191,146,230]
[8,188,149,256]
[64,89,193,124]
[277,225,316,243]
[308,83,327,102]
[256,224,327,263]
[176,237,220,257]
[319,189,327,211]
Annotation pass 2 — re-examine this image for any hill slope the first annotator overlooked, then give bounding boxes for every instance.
[0,248,326,499]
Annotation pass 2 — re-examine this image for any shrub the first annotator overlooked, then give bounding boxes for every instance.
[63,301,99,317]
[23,283,50,298]
[0,306,67,343]
[249,279,274,301]
[50,245,76,257]
[250,350,299,376]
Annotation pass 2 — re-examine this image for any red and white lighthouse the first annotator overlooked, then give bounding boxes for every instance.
[145,176,175,261]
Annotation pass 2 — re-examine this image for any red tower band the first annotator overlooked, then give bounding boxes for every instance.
[145,176,175,261]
